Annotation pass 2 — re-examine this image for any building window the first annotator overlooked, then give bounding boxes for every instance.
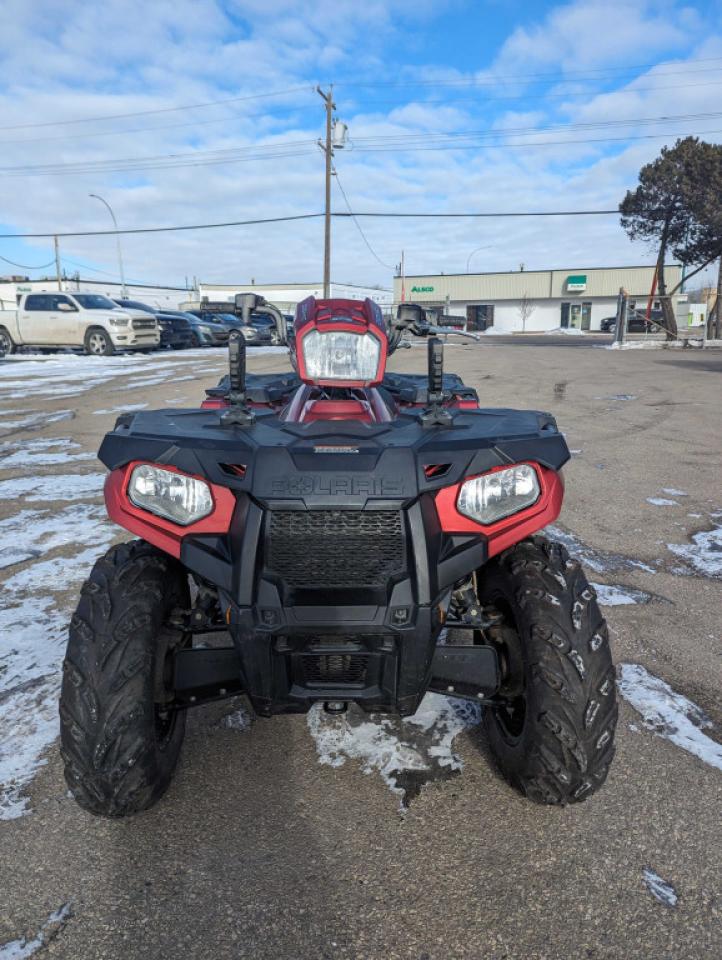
[467,304,494,331]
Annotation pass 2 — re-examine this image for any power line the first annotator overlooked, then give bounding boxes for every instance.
[2,109,718,179]
[0,213,326,239]
[334,58,722,88]
[0,86,314,132]
[0,208,623,240]
[0,252,57,269]
[2,78,720,148]
[348,78,722,110]
[333,171,396,271]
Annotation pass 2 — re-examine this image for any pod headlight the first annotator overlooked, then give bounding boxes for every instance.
[457,464,540,525]
[301,329,381,382]
[128,464,213,526]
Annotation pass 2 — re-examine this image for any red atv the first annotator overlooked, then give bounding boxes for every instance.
[60,295,617,815]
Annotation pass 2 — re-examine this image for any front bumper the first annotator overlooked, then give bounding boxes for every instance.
[177,497,487,715]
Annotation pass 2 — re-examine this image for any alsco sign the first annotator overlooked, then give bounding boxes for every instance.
[411,285,434,293]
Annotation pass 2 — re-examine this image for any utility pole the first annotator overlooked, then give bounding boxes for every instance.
[317,85,334,299]
[54,235,62,291]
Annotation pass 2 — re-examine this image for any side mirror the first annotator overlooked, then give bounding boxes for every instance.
[58,302,75,312]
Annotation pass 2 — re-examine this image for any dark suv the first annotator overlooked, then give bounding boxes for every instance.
[112,299,194,350]
[158,310,229,348]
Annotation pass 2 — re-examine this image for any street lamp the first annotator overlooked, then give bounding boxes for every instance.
[466,245,493,273]
[89,193,128,298]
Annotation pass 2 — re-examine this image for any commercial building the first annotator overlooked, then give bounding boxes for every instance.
[393,265,684,332]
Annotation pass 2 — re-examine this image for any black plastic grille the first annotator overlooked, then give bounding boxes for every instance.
[303,653,368,685]
[267,510,405,588]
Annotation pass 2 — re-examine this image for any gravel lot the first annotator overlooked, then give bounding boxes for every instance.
[1,338,720,959]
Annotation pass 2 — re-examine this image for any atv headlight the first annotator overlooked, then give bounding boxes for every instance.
[128,464,213,526]
[302,329,380,382]
[457,464,540,525]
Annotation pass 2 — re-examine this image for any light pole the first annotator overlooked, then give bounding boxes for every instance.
[89,193,128,298]
[466,245,492,273]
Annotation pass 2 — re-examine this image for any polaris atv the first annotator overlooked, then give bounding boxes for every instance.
[59,295,617,816]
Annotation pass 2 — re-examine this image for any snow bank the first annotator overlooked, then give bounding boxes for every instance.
[545,326,585,336]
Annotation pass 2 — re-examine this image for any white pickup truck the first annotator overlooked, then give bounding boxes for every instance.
[0,291,160,356]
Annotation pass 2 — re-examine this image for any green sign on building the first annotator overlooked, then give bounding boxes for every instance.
[566,275,587,291]
[411,285,434,293]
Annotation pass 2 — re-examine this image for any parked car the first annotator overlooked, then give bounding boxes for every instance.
[186,310,272,345]
[0,292,159,356]
[112,299,193,350]
[158,310,229,348]
[601,311,657,333]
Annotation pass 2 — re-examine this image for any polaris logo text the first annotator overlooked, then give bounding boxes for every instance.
[271,477,403,496]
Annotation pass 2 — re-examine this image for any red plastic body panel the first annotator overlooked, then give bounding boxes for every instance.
[434,463,564,559]
[104,462,237,559]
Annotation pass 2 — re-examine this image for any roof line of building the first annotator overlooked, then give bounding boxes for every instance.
[199,280,392,290]
[398,264,680,280]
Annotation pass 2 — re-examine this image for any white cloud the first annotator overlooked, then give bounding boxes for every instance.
[0,0,719,290]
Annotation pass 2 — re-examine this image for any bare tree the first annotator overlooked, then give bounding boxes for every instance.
[518,293,535,333]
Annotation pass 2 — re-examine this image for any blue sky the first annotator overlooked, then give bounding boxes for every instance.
[0,0,721,289]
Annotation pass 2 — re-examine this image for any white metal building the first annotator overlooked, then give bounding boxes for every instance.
[195,281,393,313]
[0,277,393,314]
[0,276,191,312]
[393,265,684,332]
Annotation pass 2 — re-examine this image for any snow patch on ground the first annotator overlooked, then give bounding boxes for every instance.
[591,583,657,606]
[667,520,722,578]
[646,497,678,507]
[643,869,678,907]
[0,902,72,958]
[93,403,148,415]
[307,693,481,807]
[0,411,74,437]
[545,326,584,336]
[662,488,687,497]
[546,524,655,574]
[0,437,95,469]
[0,473,104,503]
[0,503,117,818]
[618,664,722,772]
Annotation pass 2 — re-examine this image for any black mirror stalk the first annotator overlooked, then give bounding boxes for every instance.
[221,331,255,427]
[419,337,453,427]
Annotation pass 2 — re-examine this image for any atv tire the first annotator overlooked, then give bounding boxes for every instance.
[59,540,190,816]
[477,536,617,804]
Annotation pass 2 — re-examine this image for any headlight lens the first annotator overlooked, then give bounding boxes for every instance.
[198,324,212,334]
[457,464,540,525]
[128,464,213,526]
[108,316,129,327]
[302,329,380,382]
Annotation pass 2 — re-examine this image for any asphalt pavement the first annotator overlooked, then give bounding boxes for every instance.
[0,338,720,960]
